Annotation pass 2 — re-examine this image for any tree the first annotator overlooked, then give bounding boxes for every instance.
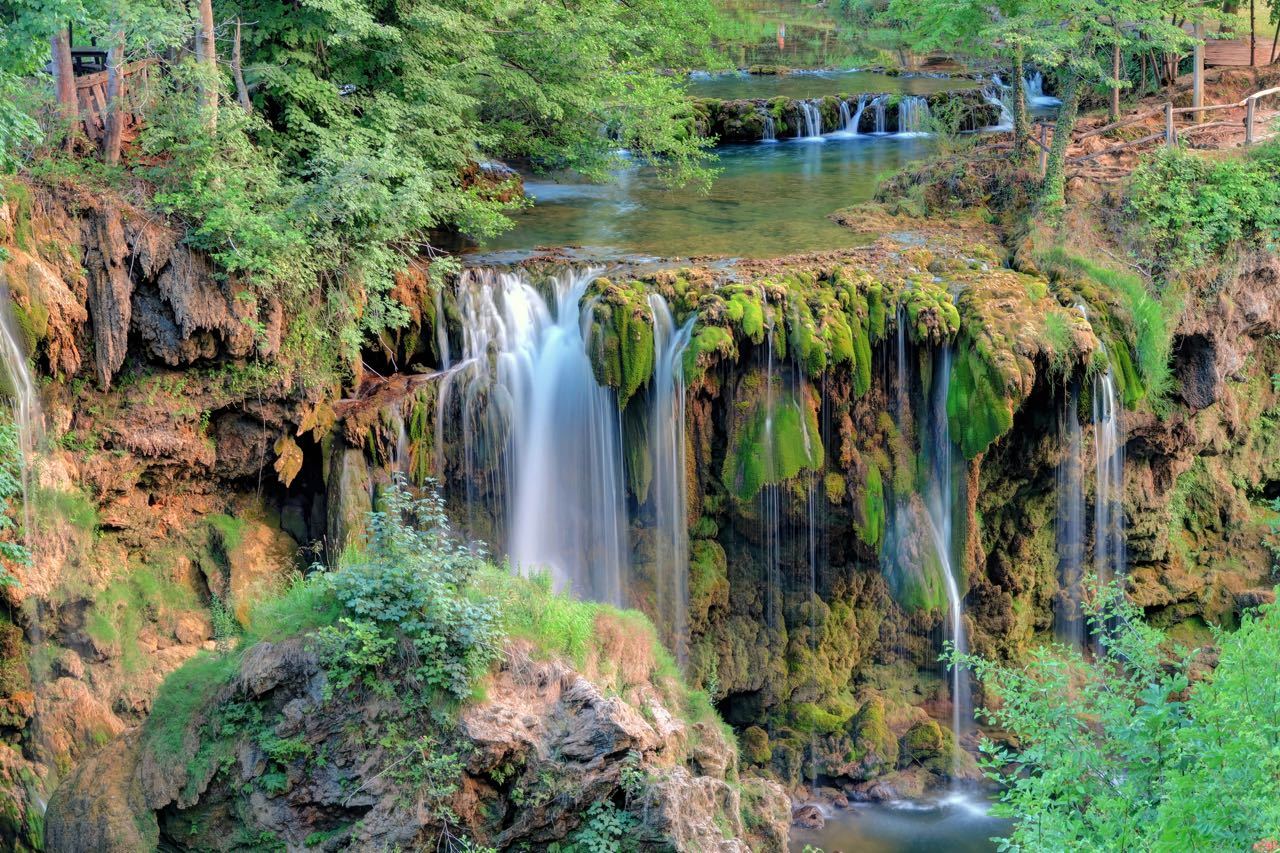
[955,581,1280,852]
[882,0,1033,154]
[194,0,216,128]
[50,24,75,150]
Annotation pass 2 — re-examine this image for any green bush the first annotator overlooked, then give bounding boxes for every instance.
[1128,142,1280,276]
[958,581,1280,851]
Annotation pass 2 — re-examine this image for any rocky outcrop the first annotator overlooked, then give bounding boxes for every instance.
[44,637,790,852]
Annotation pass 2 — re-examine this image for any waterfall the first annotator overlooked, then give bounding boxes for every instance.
[796,99,823,140]
[0,283,41,546]
[762,111,777,143]
[647,295,695,662]
[871,95,888,135]
[436,267,630,604]
[838,94,869,136]
[924,346,971,772]
[762,292,782,631]
[1055,384,1086,648]
[838,100,852,133]
[1092,365,1125,581]
[981,79,1014,131]
[897,96,931,136]
[1025,71,1062,107]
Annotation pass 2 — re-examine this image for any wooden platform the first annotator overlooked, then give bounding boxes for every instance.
[1204,36,1278,67]
[73,58,156,144]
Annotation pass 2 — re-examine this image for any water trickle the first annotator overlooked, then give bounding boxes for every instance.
[0,283,42,546]
[796,99,824,139]
[871,95,889,135]
[1092,364,1125,582]
[981,78,1014,131]
[1055,384,1086,648]
[897,96,931,135]
[924,346,971,772]
[436,267,630,604]
[761,111,777,143]
[647,296,696,662]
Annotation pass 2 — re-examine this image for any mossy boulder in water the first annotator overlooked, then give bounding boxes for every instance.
[849,694,899,776]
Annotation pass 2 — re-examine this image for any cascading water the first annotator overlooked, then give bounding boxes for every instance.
[0,283,41,546]
[838,100,852,133]
[981,76,1015,131]
[1025,71,1062,107]
[871,95,889,135]
[1055,384,1086,648]
[839,94,869,136]
[796,99,823,140]
[762,111,777,143]
[647,296,696,662]
[923,346,971,772]
[1092,364,1125,582]
[897,96,931,136]
[436,267,630,604]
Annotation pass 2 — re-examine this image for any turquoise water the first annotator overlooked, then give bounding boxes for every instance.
[472,134,933,261]
[688,70,973,101]
[789,794,1011,853]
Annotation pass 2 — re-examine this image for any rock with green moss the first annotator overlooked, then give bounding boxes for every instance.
[897,718,955,774]
[741,725,772,765]
[720,370,824,502]
[849,694,899,777]
[587,279,656,408]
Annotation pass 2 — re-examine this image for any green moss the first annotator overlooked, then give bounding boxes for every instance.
[623,402,653,503]
[143,649,244,764]
[903,276,960,345]
[856,463,886,548]
[791,701,850,735]
[208,513,247,555]
[34,486,98,534]
[683,324,737,382]
[824,472,847,504]
[2,179,34,251]
[849,695,898,773]
[947,343,1015,459]
[588,280,656,408]
[741,725,771,765]
[85,564,202,673]
[897,718,956,773]
[720,375,824,502]
[724,289,766,343]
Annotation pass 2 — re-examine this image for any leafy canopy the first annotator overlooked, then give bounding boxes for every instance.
[956,581,1280,852]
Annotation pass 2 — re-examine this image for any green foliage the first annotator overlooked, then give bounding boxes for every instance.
[1129,142,1280,277]
[856,463,886,548]
[144,649,244,763]
[0,418,28,585]
[959,581,1280,852]
[319,478,502,701]
[550,800,640,853]
[84,563,201,673]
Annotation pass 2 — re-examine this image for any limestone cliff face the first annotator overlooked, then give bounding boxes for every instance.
[1,173,1279,848]
[44,637,790,852]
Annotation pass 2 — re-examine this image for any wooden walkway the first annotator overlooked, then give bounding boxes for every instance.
[1205,36,1278,67]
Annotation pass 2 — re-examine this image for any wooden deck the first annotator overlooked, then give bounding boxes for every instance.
[73,58,156,144]
[1203,36,1278,67]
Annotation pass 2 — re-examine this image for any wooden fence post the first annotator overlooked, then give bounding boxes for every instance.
[1165,102,1175,146]
[1039,124,1048,176]
[1245,97,1256,145]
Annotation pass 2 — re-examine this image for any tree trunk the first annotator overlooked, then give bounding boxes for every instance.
[1251,0,1257,66]
[1272,13,1279,64]
[1039,75,1081,210]
[194,0,218,129]
[50,29,77,151]
[1111,43,1121,121]
[102,29,126,165]
[1012,47,1029,157]
[1193,23,1204,122]
[232,19,251,112]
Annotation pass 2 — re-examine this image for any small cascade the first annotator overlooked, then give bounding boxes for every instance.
[923,346,971,773]
[871,95,889,135]
[0,283,42,546]
[981,77,1015,131]
[838,100,852,133]
[1025,71,1062,107]
[838,94,869,136]
[897,96,931,136]
[647,295,696,663]
[1092,365,1125,581]
[761,111,777,143]
[436,267,630,604]
[796,99,824,140]
[761,292,783,631]
[1055,384,1086,648]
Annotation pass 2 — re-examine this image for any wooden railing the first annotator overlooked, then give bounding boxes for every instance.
[73,57,157,144]
[1064,85,1280,165]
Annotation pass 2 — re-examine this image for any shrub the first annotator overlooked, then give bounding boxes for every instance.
[957,580,1280,851]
